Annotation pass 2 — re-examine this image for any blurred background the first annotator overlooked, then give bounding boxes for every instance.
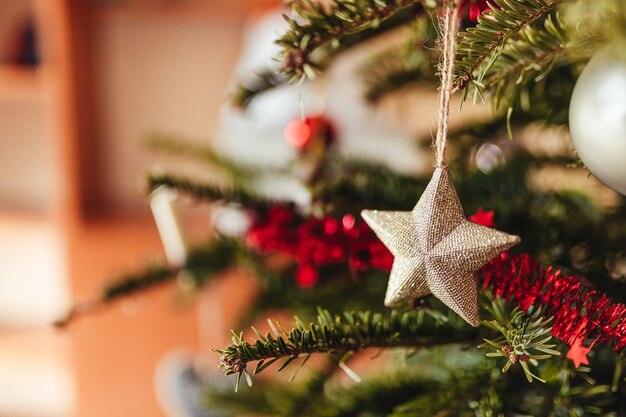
[0,0,279,416]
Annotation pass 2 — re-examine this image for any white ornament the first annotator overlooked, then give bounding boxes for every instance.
[569,42,626,195]
[150,187,187,268]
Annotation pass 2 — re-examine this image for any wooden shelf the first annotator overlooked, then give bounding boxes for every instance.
[0,65,46,101]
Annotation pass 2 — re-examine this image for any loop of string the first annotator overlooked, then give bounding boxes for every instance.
[434,0,461,168]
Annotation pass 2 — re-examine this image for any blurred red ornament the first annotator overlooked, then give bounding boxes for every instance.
[284,120,311,147]
[283,116,336,151]
[342,214,356,230]
[460,0,490,20]
[296,264,319,288]
[469,208,496,227]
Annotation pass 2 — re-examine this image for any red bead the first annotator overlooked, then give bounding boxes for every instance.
[324,218,339,235]
[284,120,311,147]
[342,214,356,231]
[295,265,318,288]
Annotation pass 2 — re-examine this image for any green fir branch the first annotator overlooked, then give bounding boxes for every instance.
[146,134,252,180]
[236,0,430,106]
[56,238,244,327]
[482,14,570,110]
[464,12,599,112]
[231,69,289,108]
[311,158,428,213]
[216,307,479,381]
[147,172,281,208]
[279,0,428,81]
[479,297,560,383]
[454,0,562,93]
[361,31,439,102]
[318,372,458,417]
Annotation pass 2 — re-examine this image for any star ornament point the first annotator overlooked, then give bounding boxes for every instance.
[361,167,520,327]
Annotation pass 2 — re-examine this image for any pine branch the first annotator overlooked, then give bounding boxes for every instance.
[311,158,428,213]
[362,38,438,102]
[147,172,282,208]
[479,297,560,383]
[231,69,288,108]
[146,134,252,180]
[205,361,339,417]
[55,238,244,326]
[280,0,427,81]
[317,372,457,417]
[454,0,562,92]
[482,14,570,110]
[234,1,429,106]
[463,12,599,112]
[216,307,479,380]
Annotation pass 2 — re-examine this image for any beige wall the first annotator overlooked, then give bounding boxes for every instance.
[90,12,245,214]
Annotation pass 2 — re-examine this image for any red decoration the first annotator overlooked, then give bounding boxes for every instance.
[460,0,490,20]
[480,252,626,353]
[296,264,319,288]
[246,206,393,288]
[566,336,593,368]
[284,120,311,147]
[469,208,496,227]
[283,116,337,151]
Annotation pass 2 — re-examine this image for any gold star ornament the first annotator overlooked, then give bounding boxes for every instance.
[361,167,520,327]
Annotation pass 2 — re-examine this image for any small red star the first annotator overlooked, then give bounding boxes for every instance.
[469,208,496,228]
[566,337,592,368]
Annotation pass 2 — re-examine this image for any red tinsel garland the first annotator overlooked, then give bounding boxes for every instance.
[480,252,626,353]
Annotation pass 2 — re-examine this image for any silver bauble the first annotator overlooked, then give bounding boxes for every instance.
[569,42,626,195]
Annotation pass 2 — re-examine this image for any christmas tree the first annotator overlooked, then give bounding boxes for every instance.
[61,0,626,415]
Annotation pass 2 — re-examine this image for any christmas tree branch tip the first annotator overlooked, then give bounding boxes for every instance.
[454,0,561,93]
[146,172,283,208]
[146,134,250,179]
[55,238,244,328]
[479,298,560,383]
[279,0,427,81]
[215,307,479,387]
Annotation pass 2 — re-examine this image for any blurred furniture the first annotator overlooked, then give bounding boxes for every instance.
[0,0,277,416]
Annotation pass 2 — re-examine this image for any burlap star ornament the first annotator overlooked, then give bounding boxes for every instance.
[362,167,520,327]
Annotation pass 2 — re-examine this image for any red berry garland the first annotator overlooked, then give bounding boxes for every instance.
[246,206,393,288]
[283,116,337,152]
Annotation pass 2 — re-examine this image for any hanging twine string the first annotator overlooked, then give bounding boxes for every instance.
[434,0,461,168]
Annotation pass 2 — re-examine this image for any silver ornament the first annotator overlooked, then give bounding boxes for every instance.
[569,42,626,195]
[361,168,520,327]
